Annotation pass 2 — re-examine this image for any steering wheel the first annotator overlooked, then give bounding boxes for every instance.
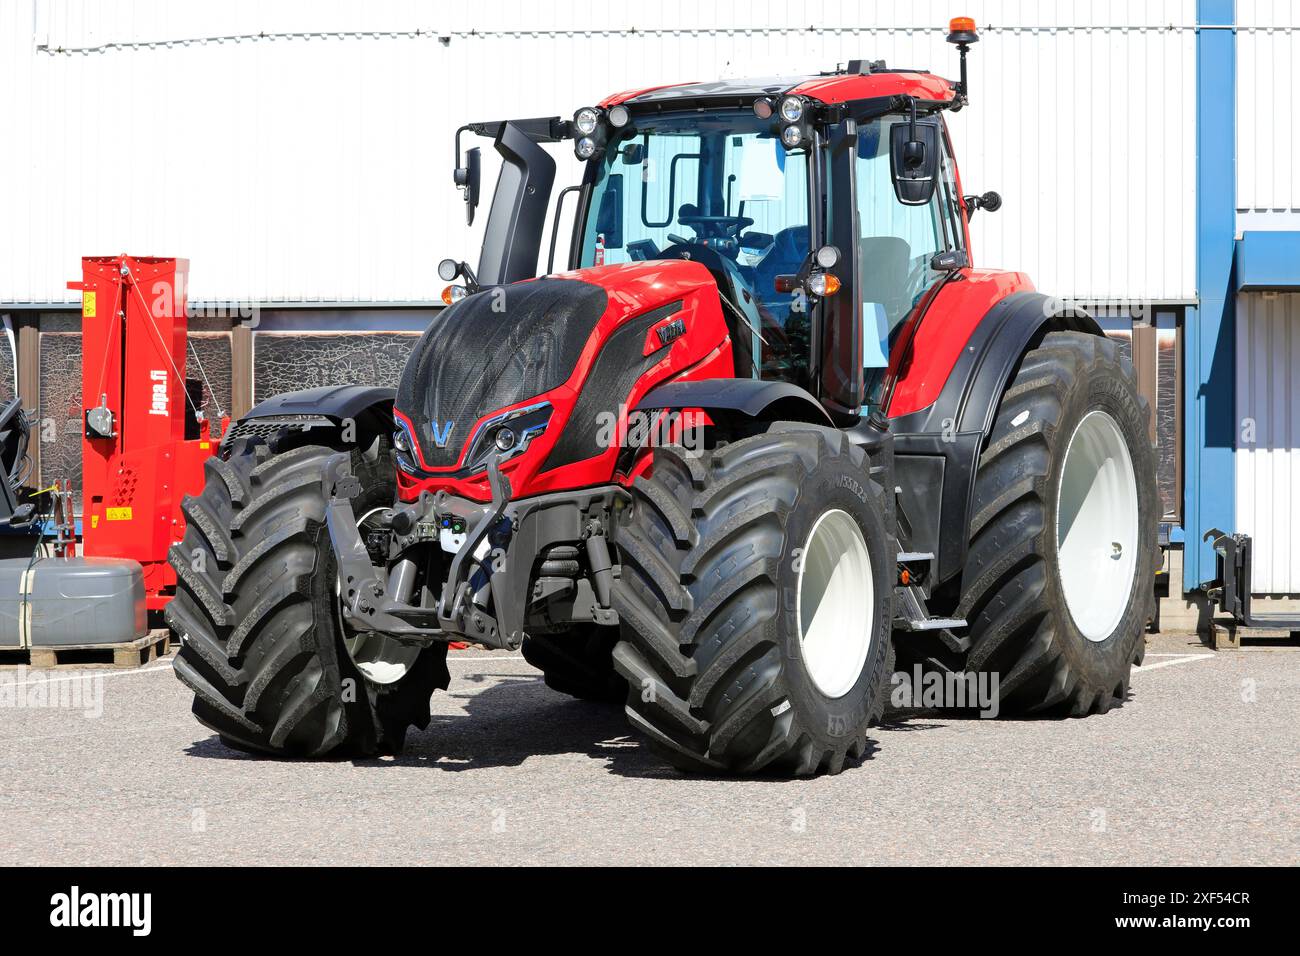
[676,214,755,240]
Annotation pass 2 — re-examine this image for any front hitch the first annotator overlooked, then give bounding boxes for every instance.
[436,453,518,645]
[323,451,522,650]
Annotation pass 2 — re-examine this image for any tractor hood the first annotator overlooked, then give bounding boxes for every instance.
[394,260,732,497]
[396,276,608,470]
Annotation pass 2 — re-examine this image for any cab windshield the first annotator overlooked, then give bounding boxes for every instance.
[579,110,813,385]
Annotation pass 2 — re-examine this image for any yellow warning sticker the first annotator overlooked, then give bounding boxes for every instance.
[106,507,132,521]
[199,441,210,450]
[91,516,99,528]
[83,291,96,318]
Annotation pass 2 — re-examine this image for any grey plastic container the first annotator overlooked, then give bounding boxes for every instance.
[0,558,24,647]
[0,556,146,647]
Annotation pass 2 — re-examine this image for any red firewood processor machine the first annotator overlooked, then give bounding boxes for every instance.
[0,255,220,655]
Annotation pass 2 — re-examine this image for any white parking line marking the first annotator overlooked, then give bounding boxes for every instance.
[1132,653,1214,673]
[0,661,175,688]
[0,654,528,690]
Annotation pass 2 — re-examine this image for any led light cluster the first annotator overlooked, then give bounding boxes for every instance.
[573,104,630,161]
[755,95,811,151]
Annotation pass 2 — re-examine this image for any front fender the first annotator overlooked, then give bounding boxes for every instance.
[242,384,395,424]
[221,384,396,457]
[636,378,833,426]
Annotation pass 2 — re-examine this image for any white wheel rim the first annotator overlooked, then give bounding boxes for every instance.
[336,507,423,685]
[1055,410,1139,642]
[796,508,875,699]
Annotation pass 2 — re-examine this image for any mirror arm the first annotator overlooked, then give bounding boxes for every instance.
[453,126,468,175]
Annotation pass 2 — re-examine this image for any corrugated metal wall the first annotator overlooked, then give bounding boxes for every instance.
[1235,293,1300,594]
[1237,0,1300,223]
[1235,2,1300,595]
[0,0,1196,306]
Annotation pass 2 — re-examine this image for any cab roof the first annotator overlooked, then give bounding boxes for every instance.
[600,69,956,110]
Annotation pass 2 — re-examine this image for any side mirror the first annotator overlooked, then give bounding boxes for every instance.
[889,122,939,206]
[620,143,645,166]
[453,146,481,226]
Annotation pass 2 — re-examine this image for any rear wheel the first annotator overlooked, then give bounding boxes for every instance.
[950,331,1157,715]
[167,440,448,756]
[611,424,894,776]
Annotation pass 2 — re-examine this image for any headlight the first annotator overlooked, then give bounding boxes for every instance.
[464,402,553,473]
[575,136,597,159]
[780,124,804,149]
[607,105,630,127]
[574,107,600,136]
[494,426,517,452]
[779,96,804,123]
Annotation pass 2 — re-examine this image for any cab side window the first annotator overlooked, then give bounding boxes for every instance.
[855,117,947,348]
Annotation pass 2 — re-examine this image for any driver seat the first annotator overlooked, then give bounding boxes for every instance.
[753,226,810,319]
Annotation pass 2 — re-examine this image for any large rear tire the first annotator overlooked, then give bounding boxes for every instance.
[611,424,894,776]
[948,331,1157,715]
[167,441,448,756]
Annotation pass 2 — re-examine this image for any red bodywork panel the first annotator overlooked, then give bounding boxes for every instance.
[884,269,1035,418]
[787,72,957,105]
[70,256,219,609]
[599,83,695,107]
[603,72,957,108]
[396,260,733,503]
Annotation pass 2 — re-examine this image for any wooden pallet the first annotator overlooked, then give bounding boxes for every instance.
[0,629,171,669]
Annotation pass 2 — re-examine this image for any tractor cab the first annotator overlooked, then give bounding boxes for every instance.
[447,22,983,424]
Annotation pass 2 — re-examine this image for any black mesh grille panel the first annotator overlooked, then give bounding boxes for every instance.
[395,279,607,467]
[542,301,683,472]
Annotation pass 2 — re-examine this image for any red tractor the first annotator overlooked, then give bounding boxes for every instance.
[168,20,1156,775]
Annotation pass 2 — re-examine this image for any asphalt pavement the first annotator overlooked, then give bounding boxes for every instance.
[1,631,1296,866]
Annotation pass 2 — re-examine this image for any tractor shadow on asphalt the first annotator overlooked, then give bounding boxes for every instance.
[390,671,898,779]
[386,672,667,777]
[185,669,893,779]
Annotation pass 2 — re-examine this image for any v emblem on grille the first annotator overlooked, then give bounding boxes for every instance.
[429,421,455,448]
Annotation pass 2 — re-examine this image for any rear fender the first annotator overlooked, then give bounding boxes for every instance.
[887,289,1103,587]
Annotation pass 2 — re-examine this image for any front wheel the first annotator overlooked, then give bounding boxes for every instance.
[611,424,894,776]
[167,441,448,756]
